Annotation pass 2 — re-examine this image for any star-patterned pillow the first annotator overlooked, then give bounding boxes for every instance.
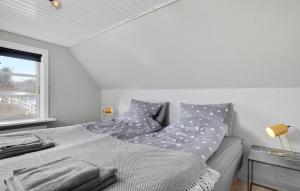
[129,99,162,118]
[179,103,231,123]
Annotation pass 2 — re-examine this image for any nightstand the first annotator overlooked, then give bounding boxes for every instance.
[248,145,300,191]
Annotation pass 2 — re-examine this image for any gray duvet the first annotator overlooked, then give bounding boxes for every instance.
[127,117,228,161]
[83,113,162,140]
[0,126,219,191]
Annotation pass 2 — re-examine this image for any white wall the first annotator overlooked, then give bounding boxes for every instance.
[0,30,101,127]
[101,88,300,152]
[101,88,300,189]
[72,0,300,185]
[71,0,300,89]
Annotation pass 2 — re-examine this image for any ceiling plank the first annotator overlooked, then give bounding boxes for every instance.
[0,0,178,47]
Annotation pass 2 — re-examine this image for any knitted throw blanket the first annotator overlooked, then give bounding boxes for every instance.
[0,132,219,191]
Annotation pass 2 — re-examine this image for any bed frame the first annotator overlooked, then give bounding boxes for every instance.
[213,146,243,191]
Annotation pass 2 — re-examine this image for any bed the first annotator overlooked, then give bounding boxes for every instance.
[0,126,219,191]
[0,126,243,191]
[0,100,243,191]
[208,136,243,191]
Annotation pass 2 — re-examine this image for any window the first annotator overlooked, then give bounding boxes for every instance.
[0,41,49,123]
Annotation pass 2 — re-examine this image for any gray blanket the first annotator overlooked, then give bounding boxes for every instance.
[4,157,117,191]
[0,132,219,191]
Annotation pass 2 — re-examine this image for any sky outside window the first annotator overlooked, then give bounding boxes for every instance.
[0,55,38,95]
[0,55,37,76]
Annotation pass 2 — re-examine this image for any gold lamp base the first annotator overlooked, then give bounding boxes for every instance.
[269,150,300,161]
[270,150,290,157]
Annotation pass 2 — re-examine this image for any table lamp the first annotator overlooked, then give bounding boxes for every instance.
[265,124,296,157]
[102,107,114,120]
[103,107,113,115]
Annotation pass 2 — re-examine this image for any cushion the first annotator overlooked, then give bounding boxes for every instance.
[179,103,233,136]
[129,99,162,118]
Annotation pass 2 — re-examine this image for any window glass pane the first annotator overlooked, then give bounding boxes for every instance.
[0,76,37,95]
[0,55,37,75]
[0,48,41,122]
[0,96,39,121]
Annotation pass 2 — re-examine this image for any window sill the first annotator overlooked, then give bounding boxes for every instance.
[0,118,56,128]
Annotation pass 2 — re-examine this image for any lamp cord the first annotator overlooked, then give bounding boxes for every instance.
[294,126,300,136]
[290,126,299,152]
[285,134,295,153]
[294,127,300,152]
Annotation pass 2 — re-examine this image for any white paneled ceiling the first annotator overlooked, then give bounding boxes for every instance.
[0,0,178,47]
[71,0,300,89]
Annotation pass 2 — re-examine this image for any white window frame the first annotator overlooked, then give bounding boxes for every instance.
[0,40,53,126]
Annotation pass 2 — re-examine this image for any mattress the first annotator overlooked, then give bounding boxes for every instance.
[0,126,220,191]
[1,125,242,191]
[207,136,243,191]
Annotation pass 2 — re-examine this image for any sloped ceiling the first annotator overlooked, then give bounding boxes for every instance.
[0,0,178,46]
[71,0,300,89]
[1,0,300,89]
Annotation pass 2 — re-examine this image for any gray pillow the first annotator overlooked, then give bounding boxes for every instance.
[129,99,162,118]
[154,102,169,126]
[179,103,232,125]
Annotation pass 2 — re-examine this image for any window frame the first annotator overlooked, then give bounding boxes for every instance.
[0,40,49,121]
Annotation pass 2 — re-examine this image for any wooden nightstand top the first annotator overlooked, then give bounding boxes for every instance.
[249,145,300,171]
